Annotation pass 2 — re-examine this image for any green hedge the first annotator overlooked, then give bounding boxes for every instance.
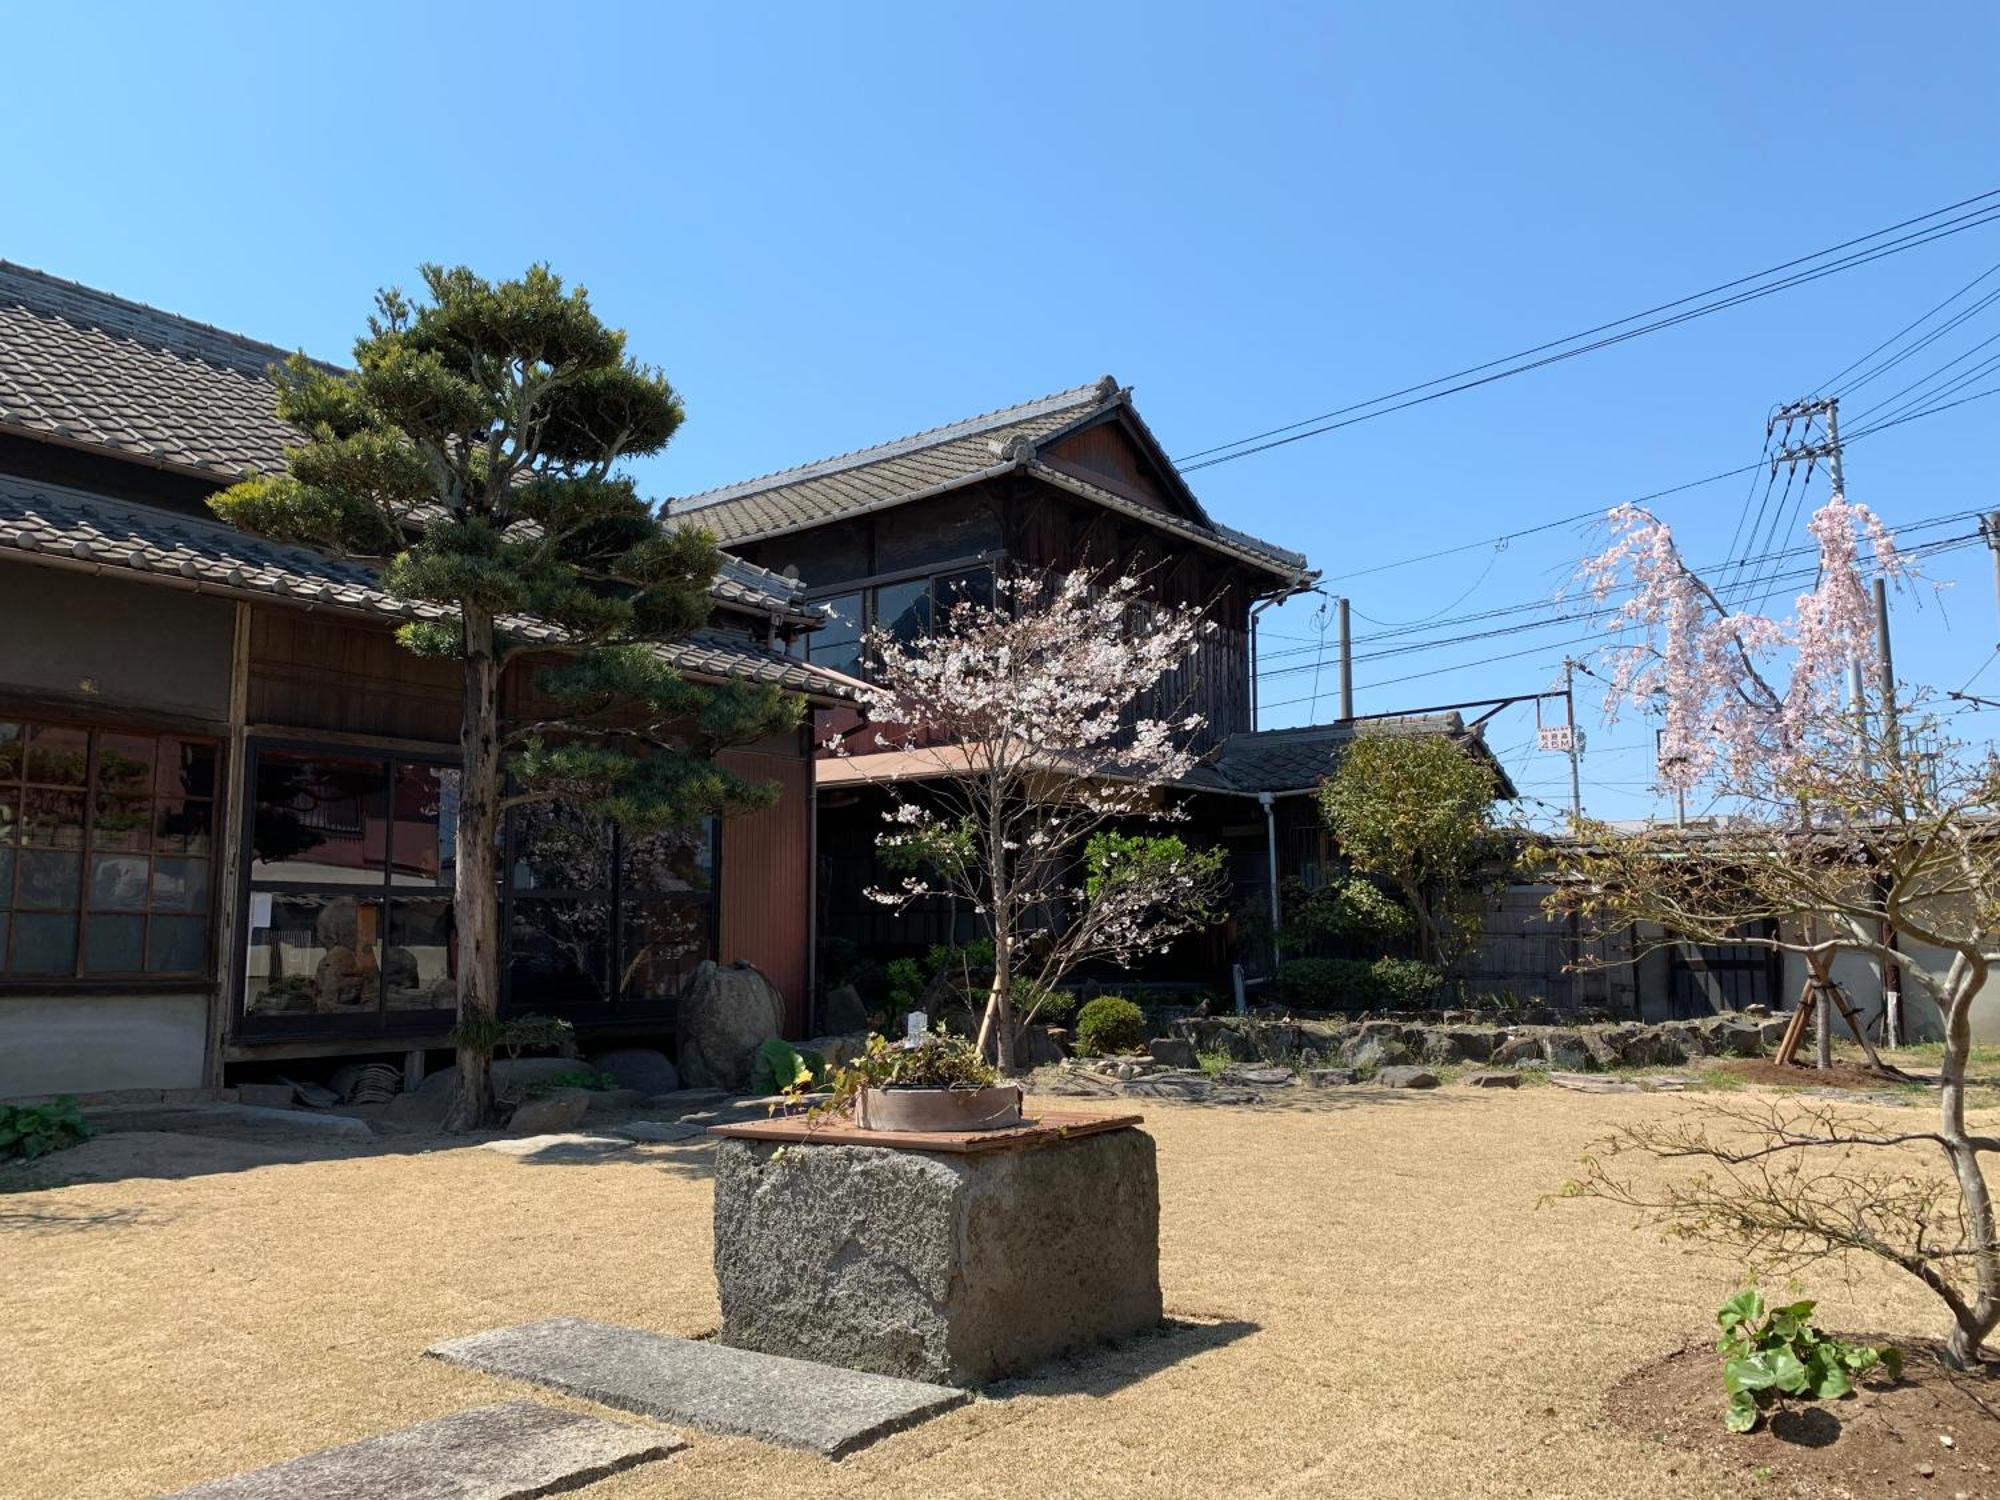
[1277,956,1445,1011]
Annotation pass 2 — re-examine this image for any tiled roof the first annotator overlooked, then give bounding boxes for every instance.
[667,378,1313,585]
[0,262,305,480]
[0,261,818,626]
[0,475,865,703]
[1181,713,1516,796]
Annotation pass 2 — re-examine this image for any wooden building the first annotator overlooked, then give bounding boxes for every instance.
[670,378,1511,994]
[0,264,859,1099]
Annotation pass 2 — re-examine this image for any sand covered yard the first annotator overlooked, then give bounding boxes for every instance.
[3,1082,1990,1499]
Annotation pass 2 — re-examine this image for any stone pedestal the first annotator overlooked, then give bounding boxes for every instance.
[712,1123,1161,1386]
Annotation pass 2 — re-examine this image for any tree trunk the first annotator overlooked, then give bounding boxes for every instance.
[1936,967,2000,1368]
[975,828,1017,1074]
[443,608,504,1133]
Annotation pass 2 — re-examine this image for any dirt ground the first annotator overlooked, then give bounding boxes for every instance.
[3,1084,1991,1500]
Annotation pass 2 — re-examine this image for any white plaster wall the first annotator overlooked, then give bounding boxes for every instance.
[0,993,208,1098]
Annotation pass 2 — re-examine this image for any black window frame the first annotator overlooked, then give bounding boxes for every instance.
[802,561,997,679]
[233,738,459,1041]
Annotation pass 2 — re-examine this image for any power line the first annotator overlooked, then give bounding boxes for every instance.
[1822,256,2000,395]
[1174,190,2000,472]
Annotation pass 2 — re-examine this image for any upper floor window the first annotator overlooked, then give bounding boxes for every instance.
[0,718,218,979]
[803,565,994,678]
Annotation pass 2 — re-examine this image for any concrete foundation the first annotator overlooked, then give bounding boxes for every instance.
[713,1126,1162,1386]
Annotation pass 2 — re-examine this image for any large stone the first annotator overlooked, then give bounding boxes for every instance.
[1463,1070,1523,1089]
[677,960,786,1091]
[1343,1035,1412,1072]
[1616,1026,1688,1068]
[418,1057,582,1101]
[822,984,871,1035]
[1491,1034,1544,1067]
[713,1128,1161,1386]
[1541,1031,1594,1071]
[162,1401,679,1498]
[1713,1017,1767,1057]
[506,1089,589,1136]
[1148,1036,1197,1069]
[588,1049,680,1095]
[428,1319,968,1459]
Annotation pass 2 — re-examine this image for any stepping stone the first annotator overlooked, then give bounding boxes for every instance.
[609,1120,706,1144]
[1463,1071,1523,1089]
[476,1133,634,1161]
[1548,1071,1642,1094]
[428,1317,969,1458]
[164,1401,679,1498]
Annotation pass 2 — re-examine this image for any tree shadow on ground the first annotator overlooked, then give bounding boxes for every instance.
[0,1203,152,1234]
[984,1315,1261,1400]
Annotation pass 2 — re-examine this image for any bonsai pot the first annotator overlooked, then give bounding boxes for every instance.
[855,1083,1023,1133]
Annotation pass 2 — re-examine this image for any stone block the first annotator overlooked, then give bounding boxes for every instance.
[427,1318,967,1459]
[713,1127,1161,1386]
[581,1088,649,1115]
[235,1082,294,1110]
[678,960,785,1090]
[1463,1070,1523,1088]
[1541,1031,1594,1071]
[1147,1036,1197,1069]
[1304,1067,1361,1087]
[162,1401,678,1498]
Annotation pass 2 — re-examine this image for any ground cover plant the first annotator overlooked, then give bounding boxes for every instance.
[0,1098,91,1162]
[1713,1287,1898,1432]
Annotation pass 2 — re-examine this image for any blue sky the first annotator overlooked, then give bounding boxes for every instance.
[10,3,1999,822]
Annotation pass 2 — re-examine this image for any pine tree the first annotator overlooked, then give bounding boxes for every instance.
[214,265,799,1129]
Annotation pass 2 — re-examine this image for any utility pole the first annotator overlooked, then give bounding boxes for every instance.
[1773,398,1870,763]
[1562,657,1581,823]
[1985,509,2000,622]
[1336,596,1354,721]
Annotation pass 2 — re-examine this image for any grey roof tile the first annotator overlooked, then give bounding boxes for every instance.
[1184,713,1509,794]
[0,261,814,625]
[0,474,864,703]
[666,376,1311,584]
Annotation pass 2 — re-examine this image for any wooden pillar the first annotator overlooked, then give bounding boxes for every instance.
[204,600,253,1091]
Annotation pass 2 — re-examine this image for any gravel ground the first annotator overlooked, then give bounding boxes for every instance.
[1,1084,1980,1499]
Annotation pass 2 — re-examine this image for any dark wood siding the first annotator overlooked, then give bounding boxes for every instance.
[246,609,461,744]
[717,738,814,1032]
[1040,419,1174,513]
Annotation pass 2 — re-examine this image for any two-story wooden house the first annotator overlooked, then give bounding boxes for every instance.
[670,377,1507,998]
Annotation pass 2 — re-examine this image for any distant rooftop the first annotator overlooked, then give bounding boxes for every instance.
[1184,713,1518,797]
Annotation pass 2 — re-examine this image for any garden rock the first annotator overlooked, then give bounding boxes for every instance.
[1463,1070,1522,1088]
[1491,1035,1543,1067]
[1148,1037,1197,1069]
[417,1056,581,1101]
[1304,1068,1361,1088]
[1221,1065,1294,1087]
[1713,1018,1766,1057]
[1616,1027,1687,1068]
[1344,1036,1413,1072]
[1374,1066,1439,1089]
[822,984,870,1035]
[507,1088,590,1135]
[1541,1031,1594,1071]
[677,961,786,1091]
[582,1088,649,1115]
[589,1049,680,1095]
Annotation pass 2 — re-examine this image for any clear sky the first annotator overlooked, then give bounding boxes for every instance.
[9,2,1999,823]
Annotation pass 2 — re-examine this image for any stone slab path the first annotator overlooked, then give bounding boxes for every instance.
[163,1401,680,1499]
[428,1317,970,1458]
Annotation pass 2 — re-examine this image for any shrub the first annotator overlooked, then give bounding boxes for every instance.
[1075,995,1147,1055]
[0,1097,92,1162]
[885,956,926,1015]
[1277,957,1379,1010]
[1714,1288,1898,1433]
[1369,957,1445,1010]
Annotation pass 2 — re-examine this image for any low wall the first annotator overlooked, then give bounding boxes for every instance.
[0,992,209,1099]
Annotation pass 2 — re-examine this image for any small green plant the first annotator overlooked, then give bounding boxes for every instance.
[450,1011,576,1061]
[1714,1288,1900,1433]
[1014,980,1078,1029]
[0,1097,93,1162]
[1074,995,1147,1056]
[753,1038,828,1095]
[816,1031,998,1118]
[1195,1050,1233,1079]
[884,956,927,1015]
[1369,956,1445,1010]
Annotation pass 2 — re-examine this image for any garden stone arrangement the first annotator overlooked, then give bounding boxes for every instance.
[1041,1009,1783,1104]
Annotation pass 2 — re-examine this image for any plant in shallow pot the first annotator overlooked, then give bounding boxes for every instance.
[815,1030,1022,1132]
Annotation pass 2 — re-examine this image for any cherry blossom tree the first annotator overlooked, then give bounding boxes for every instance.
[840,569,1226,1070]
[1550,494,2000,1367]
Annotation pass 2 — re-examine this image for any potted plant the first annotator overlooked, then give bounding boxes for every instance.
[819,1030,1022,1132]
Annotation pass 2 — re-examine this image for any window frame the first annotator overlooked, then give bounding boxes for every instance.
[0,713,222,989]
[232,737,460,1040]
[802,558,999,678]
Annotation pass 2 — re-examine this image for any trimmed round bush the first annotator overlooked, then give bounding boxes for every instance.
[1074,995,1147,1055]
[1369,957,1444,1009]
